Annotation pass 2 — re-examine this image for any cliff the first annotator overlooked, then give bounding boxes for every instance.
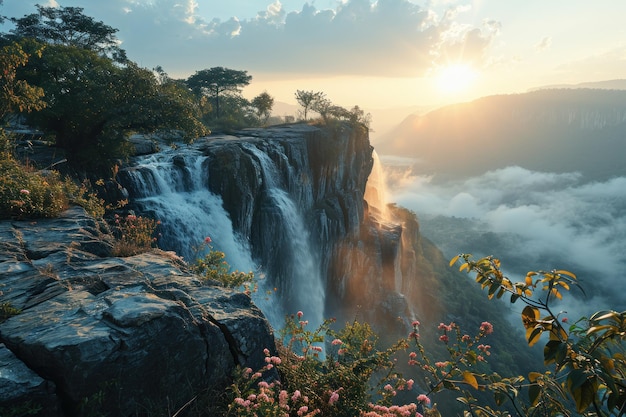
[0,123,533,416]
[0,207,275,416]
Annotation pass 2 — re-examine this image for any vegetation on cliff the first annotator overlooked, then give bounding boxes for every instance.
[0,5,623,417]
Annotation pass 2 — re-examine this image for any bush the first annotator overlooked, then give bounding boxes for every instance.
[110,214,158,257]
[191,237,255,289]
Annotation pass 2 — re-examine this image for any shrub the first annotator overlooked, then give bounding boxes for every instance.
[110,214,158,257]
[191,237,254,289]
[222,255,625,417]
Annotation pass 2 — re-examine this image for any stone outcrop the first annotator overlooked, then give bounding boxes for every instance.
[118,123,418,335]
[0,207,275,416]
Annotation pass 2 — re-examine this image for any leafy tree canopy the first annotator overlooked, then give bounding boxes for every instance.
[251,91,274,124]
[186,67,252,96]
[21,44,207,173]
[0,39,46,121]
[8,5,127,62]
[295,90,325,120]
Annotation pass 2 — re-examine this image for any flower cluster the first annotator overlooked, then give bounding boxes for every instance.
[362,402,422,417]
[228,348,321,417]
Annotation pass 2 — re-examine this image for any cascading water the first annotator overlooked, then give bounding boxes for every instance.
[120,141,325,332]
[240,142,325,331]
[364,150,391,222]
[120,147,257,276]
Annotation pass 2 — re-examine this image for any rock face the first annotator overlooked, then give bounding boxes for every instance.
[117,123,420,337]
[0,207,275,416]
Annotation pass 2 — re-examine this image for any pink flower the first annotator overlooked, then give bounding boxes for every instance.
[438,322,452,332]
[435,361,447,368]
[331,338,343,345]
[292,390,302,402]
[337,348,347,355]
[204,236,212,243]
[384,384,394,391]
[412,320,420,327]
[297,406,309,416]
[406,379,414,390]
[297,310,304,319]
[328,390,340,405]
[439,334,449,343]
[19,189,30,195]
[417,394,431,406]
[562,317,569,323]
[480,321,494,335]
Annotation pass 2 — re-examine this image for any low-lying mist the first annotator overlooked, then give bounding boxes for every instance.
[382,157,626,323]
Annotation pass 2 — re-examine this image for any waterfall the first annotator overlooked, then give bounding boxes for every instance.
[120,147,257,275]
[240,142,325,331]
[364,150,391,221]
[120,141,325,333]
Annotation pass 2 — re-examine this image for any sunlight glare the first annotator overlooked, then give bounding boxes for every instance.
[436,64,478,94]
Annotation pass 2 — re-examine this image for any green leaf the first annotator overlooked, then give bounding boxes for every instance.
[544,340,564,365]
[528,384,541,406]
[494,391,508,406]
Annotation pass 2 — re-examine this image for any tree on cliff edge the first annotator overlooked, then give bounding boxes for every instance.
[295,90,325,121]
[186,67,252,118]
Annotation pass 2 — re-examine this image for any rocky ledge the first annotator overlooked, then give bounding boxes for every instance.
[0,207,275,416]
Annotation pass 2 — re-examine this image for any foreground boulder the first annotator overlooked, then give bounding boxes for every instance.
[0,207,275,416]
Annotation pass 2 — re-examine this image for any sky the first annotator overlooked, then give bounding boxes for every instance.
[2,0,626,117]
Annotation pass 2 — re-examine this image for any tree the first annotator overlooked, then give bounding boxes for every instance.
[311,96,333,123]
[0,40,46,122]
[251,91,274,125]
[21,44,207,173]
[295,90,325,121]
[8,5,127,62]
[186,67,252,118]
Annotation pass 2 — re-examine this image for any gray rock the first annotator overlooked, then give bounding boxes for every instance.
[0,207,275,416]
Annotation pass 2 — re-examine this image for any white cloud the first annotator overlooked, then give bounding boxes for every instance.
[386,165,626,313]
[0,0,497,78]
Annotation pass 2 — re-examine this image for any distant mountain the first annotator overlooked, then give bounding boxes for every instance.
[376,88,626,181]
[531,79,626,91]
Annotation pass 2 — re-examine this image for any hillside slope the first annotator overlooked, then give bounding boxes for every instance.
[376,88,626,181]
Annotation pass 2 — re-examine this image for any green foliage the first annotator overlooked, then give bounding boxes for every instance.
[186,67,252,119]
[0,40,46,121]
[251,91,275,125]
[227,313,408,417]
[8,4,127,62]
[191,238,254,288]
[0,155,103,219]
[110,214,158,257]
[17,45,207,173]
[295,90,325,121]
[452,254,626,416]
[0,302,21,322]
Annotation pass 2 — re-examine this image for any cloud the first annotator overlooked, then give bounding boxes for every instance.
[385,164,626,315]
[1,0,499,78]
[535,36,551,52]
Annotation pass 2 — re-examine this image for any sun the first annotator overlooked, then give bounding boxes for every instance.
[435,64,478,94]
